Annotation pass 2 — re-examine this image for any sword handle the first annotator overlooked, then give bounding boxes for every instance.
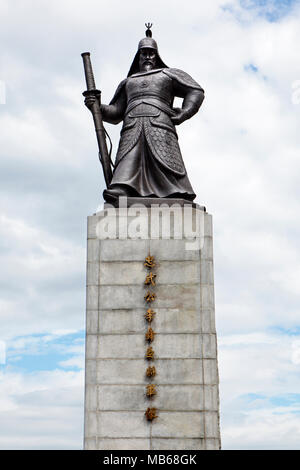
[81,52,97,91]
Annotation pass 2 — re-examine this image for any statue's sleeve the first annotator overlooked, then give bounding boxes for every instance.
[163,68,205,120]
[100,79,127,125]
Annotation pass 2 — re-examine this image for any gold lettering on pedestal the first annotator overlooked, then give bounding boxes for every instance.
[144,291,156,303]
[145,327,155,343]
[143,254,158,420]
[144,272,156,286]
[145,308,156,322]
[146,384,157,398]
[144,255,156,269]
[146,346,155,360]
[145,407,158,421]
[146,365,156,377]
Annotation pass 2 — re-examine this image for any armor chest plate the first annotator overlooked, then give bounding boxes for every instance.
[126,71,173,105]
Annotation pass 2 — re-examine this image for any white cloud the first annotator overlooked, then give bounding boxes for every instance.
[222,409,300,450]
[0,369,84,449]
[219,329,300,449]
[59,356,85,369]
[0,214,85,339]
[0,342,6,365]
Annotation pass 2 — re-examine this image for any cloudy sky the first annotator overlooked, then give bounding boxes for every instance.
[0,0,300,449]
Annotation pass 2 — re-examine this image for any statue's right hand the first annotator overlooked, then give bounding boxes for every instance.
[84,95,97,110]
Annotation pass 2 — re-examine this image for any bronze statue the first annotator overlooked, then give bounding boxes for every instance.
[83,25,205,204]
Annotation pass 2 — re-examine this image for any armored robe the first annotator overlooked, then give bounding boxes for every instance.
[101,68,204,201]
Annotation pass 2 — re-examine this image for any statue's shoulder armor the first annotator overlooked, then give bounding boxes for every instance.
[162,68,204,91]
[109,78,127,105]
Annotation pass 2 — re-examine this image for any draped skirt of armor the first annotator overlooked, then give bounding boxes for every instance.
[109,118,196,201]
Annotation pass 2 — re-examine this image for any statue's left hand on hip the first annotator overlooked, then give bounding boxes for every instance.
[170,108,187,125]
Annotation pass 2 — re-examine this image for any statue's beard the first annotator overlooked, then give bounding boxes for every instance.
[143,62,154,71]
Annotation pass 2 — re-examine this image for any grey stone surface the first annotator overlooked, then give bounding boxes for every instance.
[97,412,150,438]
[84,208,220,450]
[203,359,219,385]
[151,438,205,450]
[204,411,220,438]
[149,239,199,260]
[200,260,214,285]
[98,385,149,410]
[203,334,217,359]
[96,359,147,384]
[204,385,219,411]
[99,284,200,310]
[205,438,221,450]
[99,260,199,286]
[97,385,204,411]
[95,359,203,384]
[97,308,202,335]
[152,412,204,438]
[85,411,97,438]
[154,334,203,358]
[86,286,98,310]
[86,310,98,334]
[154,385,204,411]
[97,439,150,450]
[85,359,97,385]
[100,239,149,261]
[85,334,98,359]
[87,262,99,286]
[87,239,100,262]
[96,334,204,359]
[154,308,201,333]
[84,438,97,450]
[154,285,200,309]
[99,309,146,334]
[201,285,215,309]
[100,262,145,285]
[154,359,204,384]
[201,236,213,259]
[201,309,216,334]
[158,261,200,284]
[87,215,99,239]
[203,213,213,237]
[85,384,97,411]
[97,335,144,359]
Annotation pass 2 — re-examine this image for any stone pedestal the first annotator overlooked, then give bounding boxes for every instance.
[84,205,221,450]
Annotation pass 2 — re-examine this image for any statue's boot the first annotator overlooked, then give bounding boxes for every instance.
[103,185,130,203]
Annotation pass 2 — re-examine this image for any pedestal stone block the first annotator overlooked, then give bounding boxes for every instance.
[84,207,221,450]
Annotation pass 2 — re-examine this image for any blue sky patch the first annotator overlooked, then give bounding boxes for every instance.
[5,331,85,373]
[270,326,300,336]
[244,63,259,73]
[222,0,298,23]
[241,393,300,410]
[269,394,300,407]
[240,0,298,22]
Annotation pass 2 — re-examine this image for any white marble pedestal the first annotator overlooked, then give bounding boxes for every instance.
[84,205,221,450]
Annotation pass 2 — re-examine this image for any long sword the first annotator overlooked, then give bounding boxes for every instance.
[81,52,113,187]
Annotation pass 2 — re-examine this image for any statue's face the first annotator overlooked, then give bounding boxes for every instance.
[139,48,157,72]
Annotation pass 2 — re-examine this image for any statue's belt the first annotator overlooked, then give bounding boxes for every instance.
[126,97,174,117]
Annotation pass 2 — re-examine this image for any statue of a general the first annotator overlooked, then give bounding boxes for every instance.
[84,26,205,204]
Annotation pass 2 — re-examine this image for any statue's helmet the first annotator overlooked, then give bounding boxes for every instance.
[127,24,168,76]
[137,36,158,51]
